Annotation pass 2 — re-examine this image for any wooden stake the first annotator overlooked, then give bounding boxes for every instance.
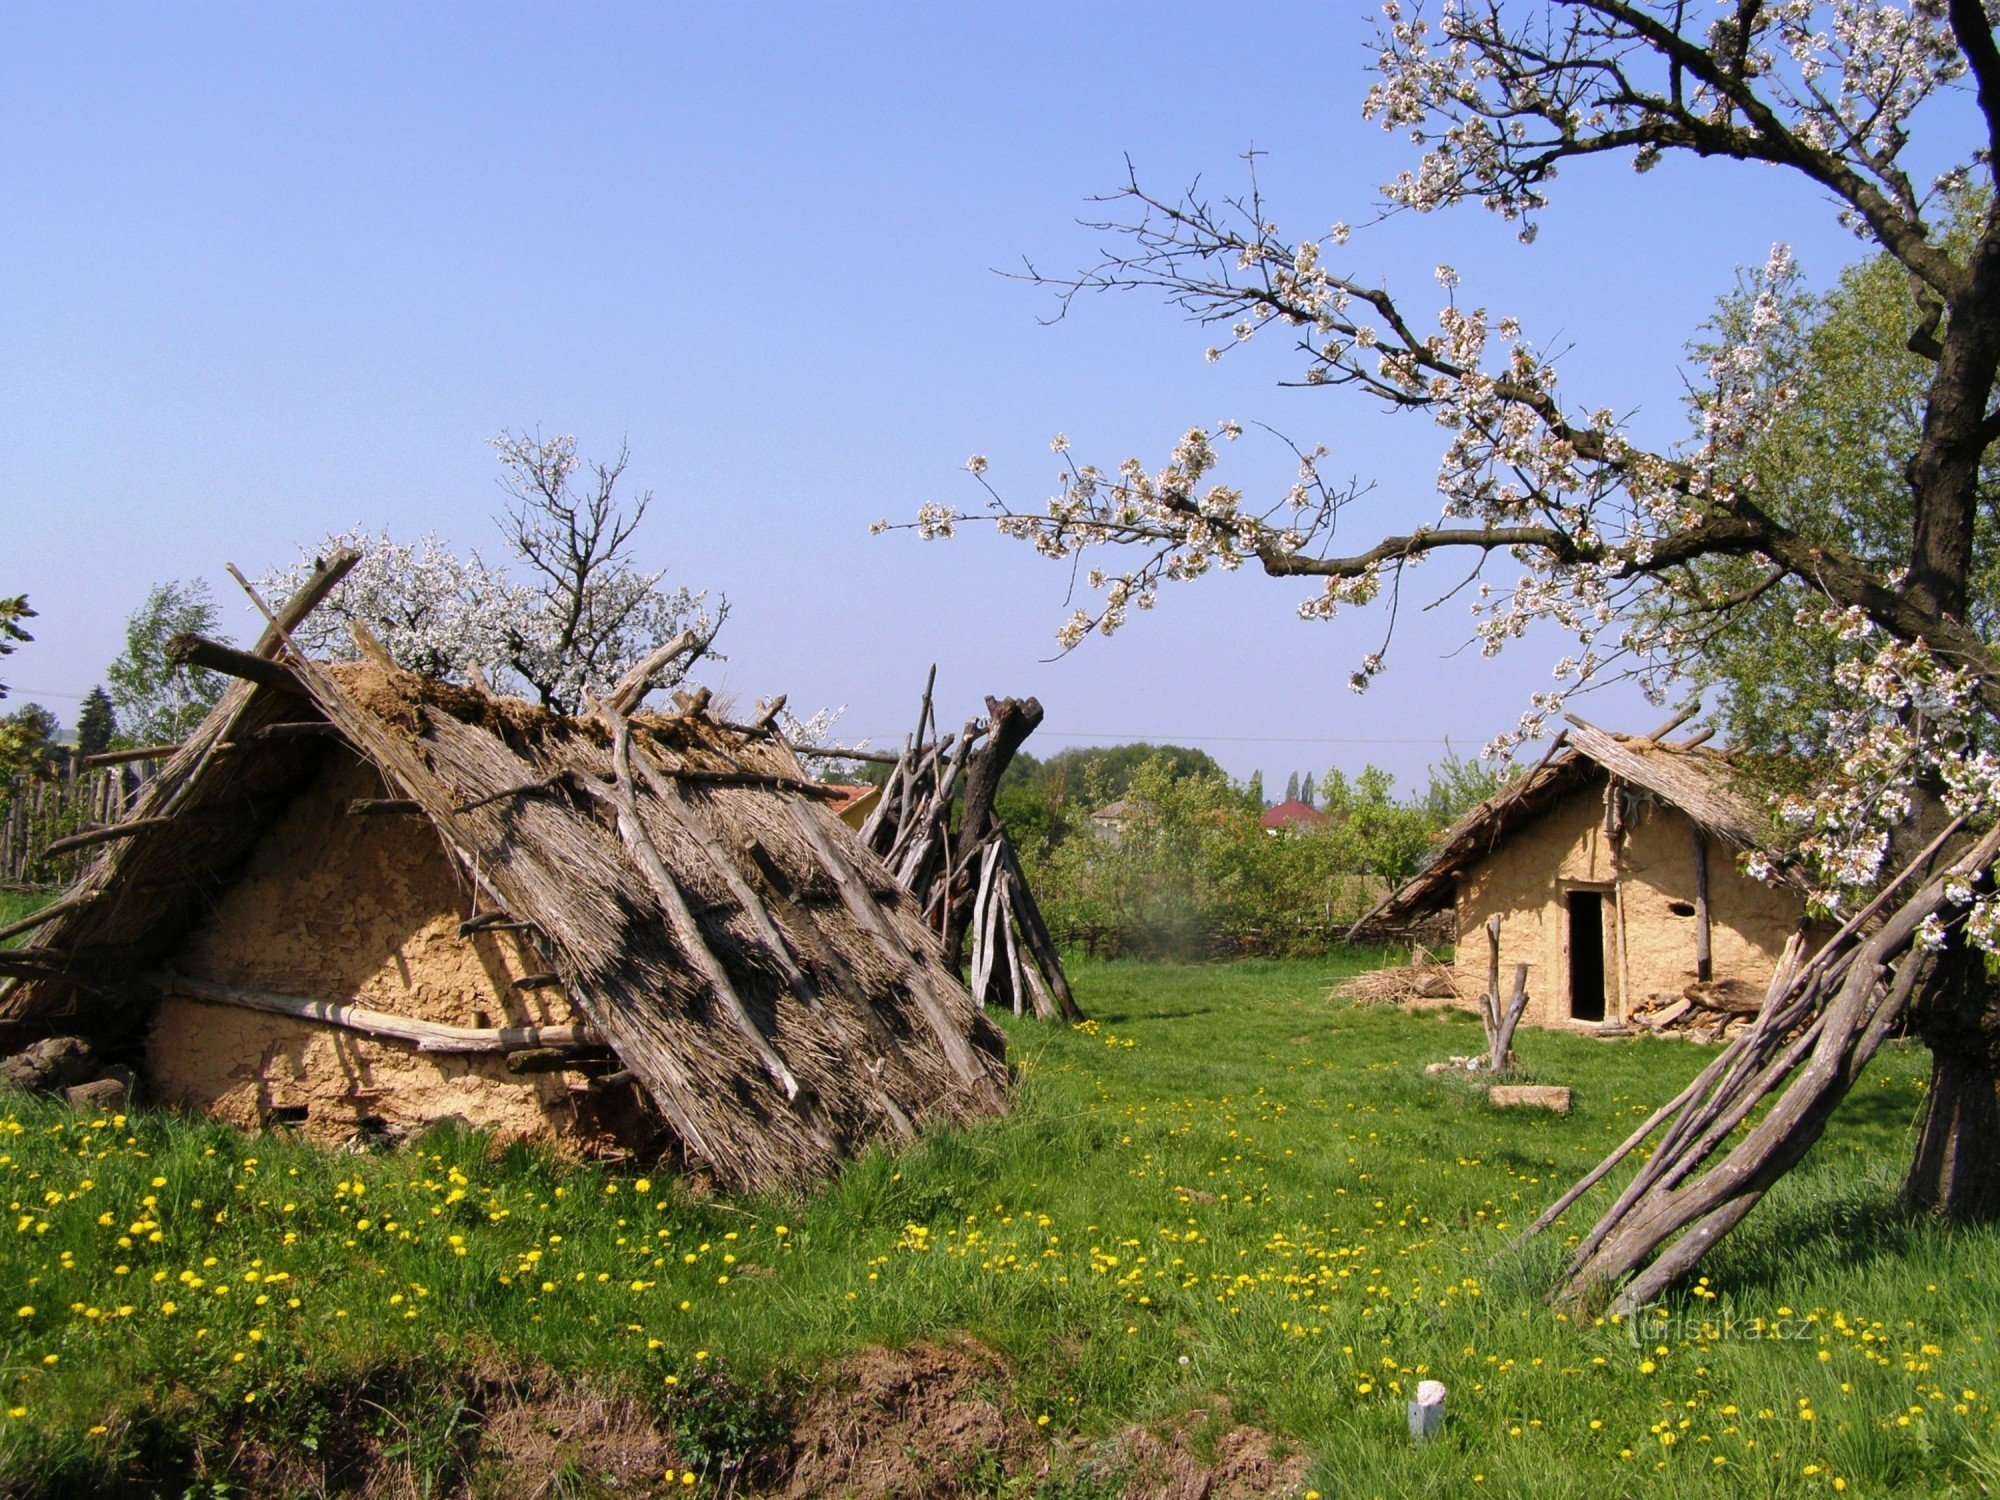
[1693,827,1713,984]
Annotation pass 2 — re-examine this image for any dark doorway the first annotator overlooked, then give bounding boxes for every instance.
[1568,891,1607,1022]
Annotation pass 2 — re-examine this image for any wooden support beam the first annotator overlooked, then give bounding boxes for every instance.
[753,694,788,731]
[1693,828,1714,984]
[458,911,538,937]
[454,770,569,815]
[166,633,305,695]
[0,892,90,944]
[504,1047,605,1075]
[153,974,601,1053]
[513,973,562,990]
[665,769,840,798]
[250,547,359,656]
[347,798,423,816]
[789,743,899,764]
[252,722,342,742]
[81,744,181,767]
[39,817,178,858]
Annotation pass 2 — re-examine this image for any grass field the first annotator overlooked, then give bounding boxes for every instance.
[0,956,1996,1496]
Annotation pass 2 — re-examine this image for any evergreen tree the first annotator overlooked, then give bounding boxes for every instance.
[1300,772,1316,809]
[1284,770,1299,803]
[74,687,115,759]
[1247,770,1264,808]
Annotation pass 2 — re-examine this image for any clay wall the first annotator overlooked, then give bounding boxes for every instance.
[1447,776,1805,1030]
[147,751,615,1147]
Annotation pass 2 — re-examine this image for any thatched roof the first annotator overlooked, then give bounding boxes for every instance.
[0,574,1008,1193]
[1349,717,1779,940]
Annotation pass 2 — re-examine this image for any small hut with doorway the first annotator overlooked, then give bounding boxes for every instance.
[1350,716,1811,1031]
[0,554,1010,1192]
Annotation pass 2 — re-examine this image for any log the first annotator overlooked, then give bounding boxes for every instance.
[81,744,181,767]
[39,817,178,858]
[513,973,562,990]
[152,974,601,1054]
[1488,963,1530,1073]
[165,633,305,694]
[252,722,343,742]
[753,694,788,731]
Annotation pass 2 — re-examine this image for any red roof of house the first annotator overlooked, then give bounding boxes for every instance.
[1260,798,1329,830]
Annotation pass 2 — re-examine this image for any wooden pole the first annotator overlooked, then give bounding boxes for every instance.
[166,634,306,694]
[155,974,601,1053]
[1693,827,1714,984]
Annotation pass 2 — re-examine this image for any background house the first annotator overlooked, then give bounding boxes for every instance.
[1352,719,1810,1030]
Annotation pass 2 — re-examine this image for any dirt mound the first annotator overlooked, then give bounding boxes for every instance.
[1100,1405,1311,1500]
[478,1379,683,1498]
[781,1337,1030,1497]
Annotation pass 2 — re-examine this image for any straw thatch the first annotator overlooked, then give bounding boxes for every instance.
[1349,714,1778,941]
[0,562,1008,1192]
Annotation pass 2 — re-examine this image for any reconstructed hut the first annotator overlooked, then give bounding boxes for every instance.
[0,559,1009,1191]
[1351,718,1811,1031]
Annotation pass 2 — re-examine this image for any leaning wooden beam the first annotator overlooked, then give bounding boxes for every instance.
[153,974,602,1053]
[166,633,306,694]
[0,892,91,945]
[249,548,360,656]
[40,817,178,858]
[347,798,423,816]
[81,744,181,767]
[753,694,788,731]
[998,834,1084,1021]
[601,629,703,716]
[252,722,343,742]
[1692,829,1713,984]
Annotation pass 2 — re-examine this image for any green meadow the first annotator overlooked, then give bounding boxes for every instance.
[0,955,1994,1496]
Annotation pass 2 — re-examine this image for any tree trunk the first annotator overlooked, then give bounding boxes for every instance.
[1904,942,2000,1218]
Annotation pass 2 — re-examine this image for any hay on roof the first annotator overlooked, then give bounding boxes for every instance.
[0,586,1008,1193]
[1349,717,1779,942]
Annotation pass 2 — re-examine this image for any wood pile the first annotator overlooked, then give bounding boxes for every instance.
[1337,947,1459,1006]
[855,670,1082,1022]
[1627,977,1768,1042]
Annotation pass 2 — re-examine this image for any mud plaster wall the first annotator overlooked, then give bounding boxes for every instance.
[148,750,609,1146]
[1448,776,1806,1029]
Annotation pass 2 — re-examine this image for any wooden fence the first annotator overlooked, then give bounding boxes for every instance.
[0,748,169,889]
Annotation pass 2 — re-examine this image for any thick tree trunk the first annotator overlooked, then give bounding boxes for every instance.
[1904,943,2000,1218]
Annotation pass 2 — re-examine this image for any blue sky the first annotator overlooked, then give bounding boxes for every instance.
[0,3,1959,787]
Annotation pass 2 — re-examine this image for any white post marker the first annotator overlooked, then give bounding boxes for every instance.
[1408,1379,1447,1440]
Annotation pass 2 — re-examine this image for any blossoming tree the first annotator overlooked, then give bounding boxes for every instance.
[901,0,2000,1305]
